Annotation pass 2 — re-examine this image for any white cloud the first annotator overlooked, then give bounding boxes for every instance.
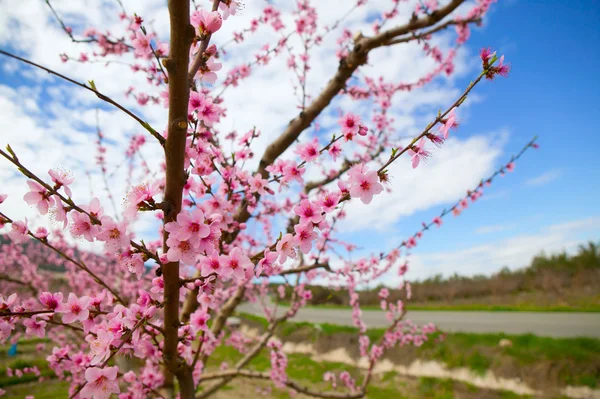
[339,131,506,232]
[475,223,516,234]
[0,1,512,259]
[526,169,562,186]
[403,216,600,282]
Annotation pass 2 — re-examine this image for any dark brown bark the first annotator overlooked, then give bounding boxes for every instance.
[163,0,194,397]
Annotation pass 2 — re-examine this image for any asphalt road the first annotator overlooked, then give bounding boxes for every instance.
[239,303,600,338]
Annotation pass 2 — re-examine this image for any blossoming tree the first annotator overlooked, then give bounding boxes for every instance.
[0,0,537,398]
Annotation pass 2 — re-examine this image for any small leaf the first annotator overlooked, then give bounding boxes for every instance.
[88,80,97,91]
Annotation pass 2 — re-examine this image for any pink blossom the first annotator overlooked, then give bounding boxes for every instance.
[97,216,129,252]
[118,250,145,279]
[132,32,152,57]
[23,180,54,215]
[219,247,252,280]
[294,138,320,163]
[166,236,197,264]
[190,309,210,333]
[439,108,458,139]
[80,366,120,399]
[219,0,240,19]
[0,193,7,204]
[70,211,97,242]
[348,169,383,205]
[276,233,296,263]
[293,223,318,254]
[248,174,272,196]
[432,216,443,227]
[8,219,28,243]
[39,292,63,310]
[87,330,114,365]
[328,142,342,161]
[191,10,223,37]
[0,294,17,311]
[408,138,429,168]
[23,317,46,338]
[293,199,322,225]
[506,162,515,172]
[257,249,278,276]
[34,226,49,240]
[339,113,360,140]
[199,251,223,277]
[166,208,210,242]
[59,293,91,324]
[48,169,74,197]
[317,191,340,213]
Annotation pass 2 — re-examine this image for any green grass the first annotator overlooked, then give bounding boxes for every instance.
[237,312,600,389]
[2,379,69,398]
[0,338,55,388]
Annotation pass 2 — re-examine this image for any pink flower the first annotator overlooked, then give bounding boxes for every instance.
[328,142,342,161]
[257,249,278,276]
[39,292,63,310]
[432,216,443,227]
[8,219,29,243]
[59,293,91,324]
[293,199,322,225]
[339,113,360,141]
[167,209,210,242]
[190,309,210,333]
[317,191,340,213]
[88,330,114,366]
[199,251,222,277]
[293,223,318,254]
[219,247,252,280]
[408,138,429,168]
[132,32,152,57]
[97,216,129,252]
[23,317,46,338]
[480,47,494,64]
[34,226,49,240]
[48,169,74,197]
[70,211,97,242]
[166,236,197,265]
[0,293,17,311]
[294,138,320,163]
[439,108,458,139]
[80,366,120,399]
[125,181,161,218]
[276,233,296,263]
[506,162,515,172]
[51,195,68,228]
[118,250,145,279]
[219,0,240,19]
[0,193,7,204]
[23,180,55,215]
[249,174,272,196]
[348,169,383,205]
[191,10,223,37]
[495,55,510,77]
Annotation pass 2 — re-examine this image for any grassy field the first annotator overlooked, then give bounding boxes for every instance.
[239,312,600,390]
[0,338,532,399]
[2,318,598,398]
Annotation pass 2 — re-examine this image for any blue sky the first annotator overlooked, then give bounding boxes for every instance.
[339,0,600,281]
[0,0,598,284]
